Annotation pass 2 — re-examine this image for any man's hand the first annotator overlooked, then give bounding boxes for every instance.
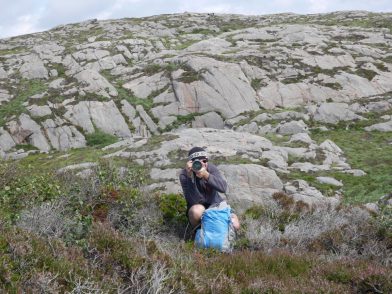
[186,160,193,177]
[195,166,209,180]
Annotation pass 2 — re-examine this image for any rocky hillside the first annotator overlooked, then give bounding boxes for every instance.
[1,11,392,204]
[0,11,392,293]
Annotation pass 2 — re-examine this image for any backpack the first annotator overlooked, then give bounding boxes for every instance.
[194,201,236,252]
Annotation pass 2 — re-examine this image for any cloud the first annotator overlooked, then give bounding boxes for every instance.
[1,0,392,38]
[308,0,329,13]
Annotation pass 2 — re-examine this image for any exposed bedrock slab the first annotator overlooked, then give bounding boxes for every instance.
[7,114,50,152]
[172,56,260,118]
[258,82,347,109]
[64,101,131,138]
[74,69,118,97]
[123,71,170,99]
[42,118,86,151]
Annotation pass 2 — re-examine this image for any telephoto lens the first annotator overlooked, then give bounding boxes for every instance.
[192,159,203,172]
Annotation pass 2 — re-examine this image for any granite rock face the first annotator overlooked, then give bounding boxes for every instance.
[219,164,284,212]
[1,11,392,209]
[1,11,391,154]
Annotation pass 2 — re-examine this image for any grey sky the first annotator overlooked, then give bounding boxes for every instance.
[1,0,391,38]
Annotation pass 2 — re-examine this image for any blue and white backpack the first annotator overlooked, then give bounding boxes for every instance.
[194,201,236,252]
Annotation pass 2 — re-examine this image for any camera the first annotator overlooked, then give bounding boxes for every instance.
[191,159,204,172]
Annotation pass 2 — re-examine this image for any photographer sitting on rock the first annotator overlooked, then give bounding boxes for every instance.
[179,146,240,230]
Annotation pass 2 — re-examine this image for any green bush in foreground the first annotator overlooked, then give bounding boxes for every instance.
[159,193,187,225]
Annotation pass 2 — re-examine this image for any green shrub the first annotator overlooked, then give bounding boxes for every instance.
[0,163,62,223]
[244,205,265,219]
[375,205,392,246]
[85,130,118,147]
[251,78,262,90]
[159,193,187,225]
[325,268,352,284]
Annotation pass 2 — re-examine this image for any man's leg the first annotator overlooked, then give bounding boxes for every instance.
[188,204,205,227]
[231,213,240,230]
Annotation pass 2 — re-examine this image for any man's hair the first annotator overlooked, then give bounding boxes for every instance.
[188,146,208,161]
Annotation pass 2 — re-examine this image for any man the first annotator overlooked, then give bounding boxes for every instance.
[179,146,240,230]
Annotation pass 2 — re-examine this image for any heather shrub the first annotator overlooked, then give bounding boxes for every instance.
[85,130,118,147]
[375,204,392,246]
[2,152,391,293]
[0,162,63,223]
[17,199,74,238]
[241,203,392,264]
[159,193,187,223]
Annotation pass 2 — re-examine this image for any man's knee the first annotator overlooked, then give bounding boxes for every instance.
[231,213,240,230]
[188,204,205,227]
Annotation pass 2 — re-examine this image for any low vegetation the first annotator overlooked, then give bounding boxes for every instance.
[311,126,392,204]
[0,155,390,293]
[85,130,118,147]
[0,79,47,126]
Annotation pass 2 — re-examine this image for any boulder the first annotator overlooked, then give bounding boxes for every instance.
[42,118,86,151]
[261,150,288,171]
[275,120,308,135]
[236,122,259,134]
[284,180,341,209]
[342,169,367,177]
[378,193,392,206]
[27,105,52,117]
[289,133,314,144]
[366,101,391,112]
[336,72,385,98]
[33,42,65,61]
[49,78,66,89]
[0,128,16,151]
[19,54,48,79]
[62,54,83,76]
[219,164,284,212]
[192,112,224,129]
[313,103,363,124]
[316,176,343,187]
[365,120,392,132]
[319,139,343,154]
[7,114,50,152]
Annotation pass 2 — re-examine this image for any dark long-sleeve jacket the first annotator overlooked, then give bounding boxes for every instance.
[179,163,227,209]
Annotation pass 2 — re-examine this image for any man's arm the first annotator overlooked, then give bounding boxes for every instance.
[205,164,227,193]
[179,170,197,207]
